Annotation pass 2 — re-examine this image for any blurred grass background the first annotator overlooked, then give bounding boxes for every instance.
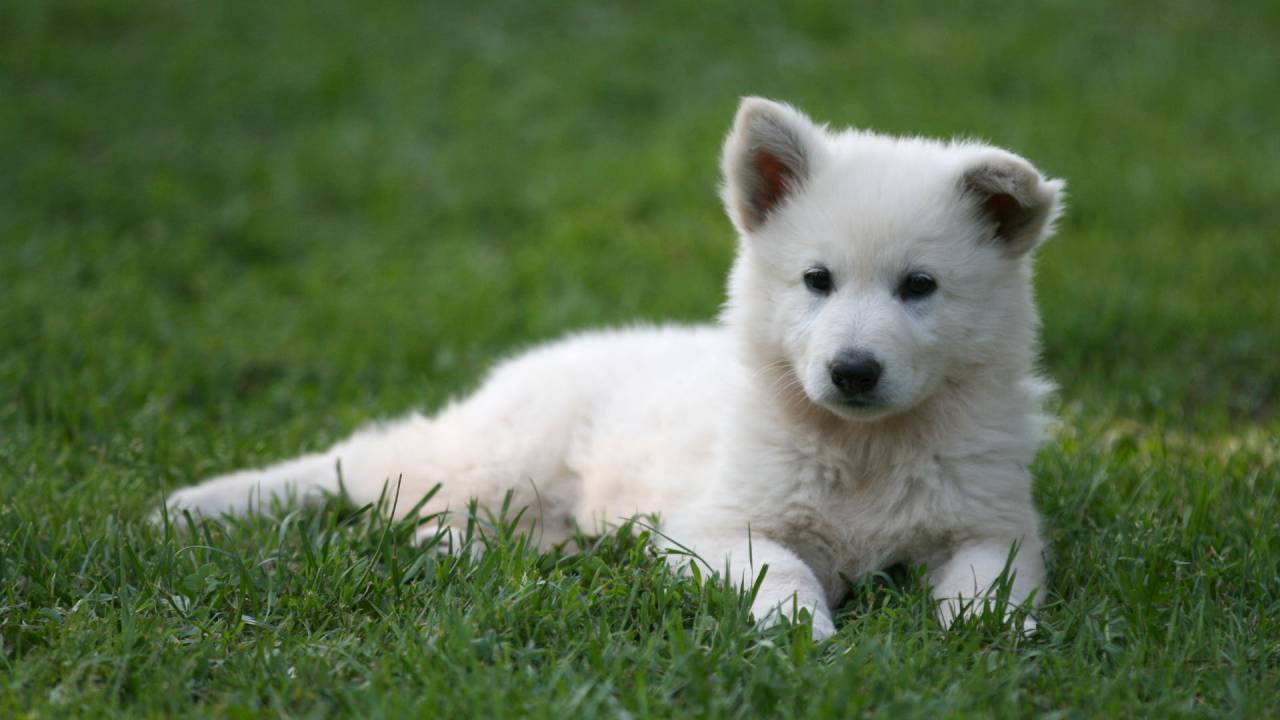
[1,1,1277,716]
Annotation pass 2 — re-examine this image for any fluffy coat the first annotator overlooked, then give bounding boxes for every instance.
[164,98,1065,640]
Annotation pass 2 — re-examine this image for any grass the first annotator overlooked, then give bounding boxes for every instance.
[1,0,1277,716]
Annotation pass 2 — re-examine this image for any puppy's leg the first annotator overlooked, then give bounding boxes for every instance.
[162,414,436,522]
[928,535,1045,633]
[162,451,339,521]
[163,407,577,553]
[669,531,835,641]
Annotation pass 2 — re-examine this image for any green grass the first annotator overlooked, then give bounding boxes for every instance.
[2,0,1278,716]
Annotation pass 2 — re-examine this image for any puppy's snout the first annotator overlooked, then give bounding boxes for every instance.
[829,353,883,395]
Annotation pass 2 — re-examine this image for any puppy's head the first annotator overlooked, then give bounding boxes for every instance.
[721,98,1064,422]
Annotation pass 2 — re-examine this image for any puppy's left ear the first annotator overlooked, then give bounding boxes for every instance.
[721,97,826,234]
[960,154,1065,256]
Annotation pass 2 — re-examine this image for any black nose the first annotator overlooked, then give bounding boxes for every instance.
[829,354,883,395]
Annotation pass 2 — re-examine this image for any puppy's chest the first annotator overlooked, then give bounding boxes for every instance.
[773,450,957,576]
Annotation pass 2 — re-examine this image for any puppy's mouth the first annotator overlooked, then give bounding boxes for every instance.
[815,391,898,421]
[797,366,900,421]
[834,395,881,409]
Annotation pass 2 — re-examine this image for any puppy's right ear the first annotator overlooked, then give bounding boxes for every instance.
[721,97,823,234]
[960,153,1065,257]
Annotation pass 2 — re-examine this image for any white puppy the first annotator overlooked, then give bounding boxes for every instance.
[164,98,1064,640]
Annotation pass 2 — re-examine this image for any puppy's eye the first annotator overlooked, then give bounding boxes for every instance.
[803,267,833,294]
[899,272,937,301]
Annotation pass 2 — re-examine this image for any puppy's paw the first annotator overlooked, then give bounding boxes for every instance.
[937,596,1038,636]
[152,487,210,527]
[809,611,837,641]
[154,482,243,527]
[752,601,836,641]
[1019,614,1039,636]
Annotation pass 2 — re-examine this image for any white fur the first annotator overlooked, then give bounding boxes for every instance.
[164,98,1065,641]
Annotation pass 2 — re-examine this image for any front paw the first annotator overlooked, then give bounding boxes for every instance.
[1018,614,1039,636]
[752,601,836,641]
[809,611,837,641]
[937,597,1038,635]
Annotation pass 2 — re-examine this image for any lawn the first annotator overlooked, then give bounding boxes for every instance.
[2,0,1278,716]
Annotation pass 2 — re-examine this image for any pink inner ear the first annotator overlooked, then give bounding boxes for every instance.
[754,151,794,215]
[983,192,1024,238]
[984,192,1021,220]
